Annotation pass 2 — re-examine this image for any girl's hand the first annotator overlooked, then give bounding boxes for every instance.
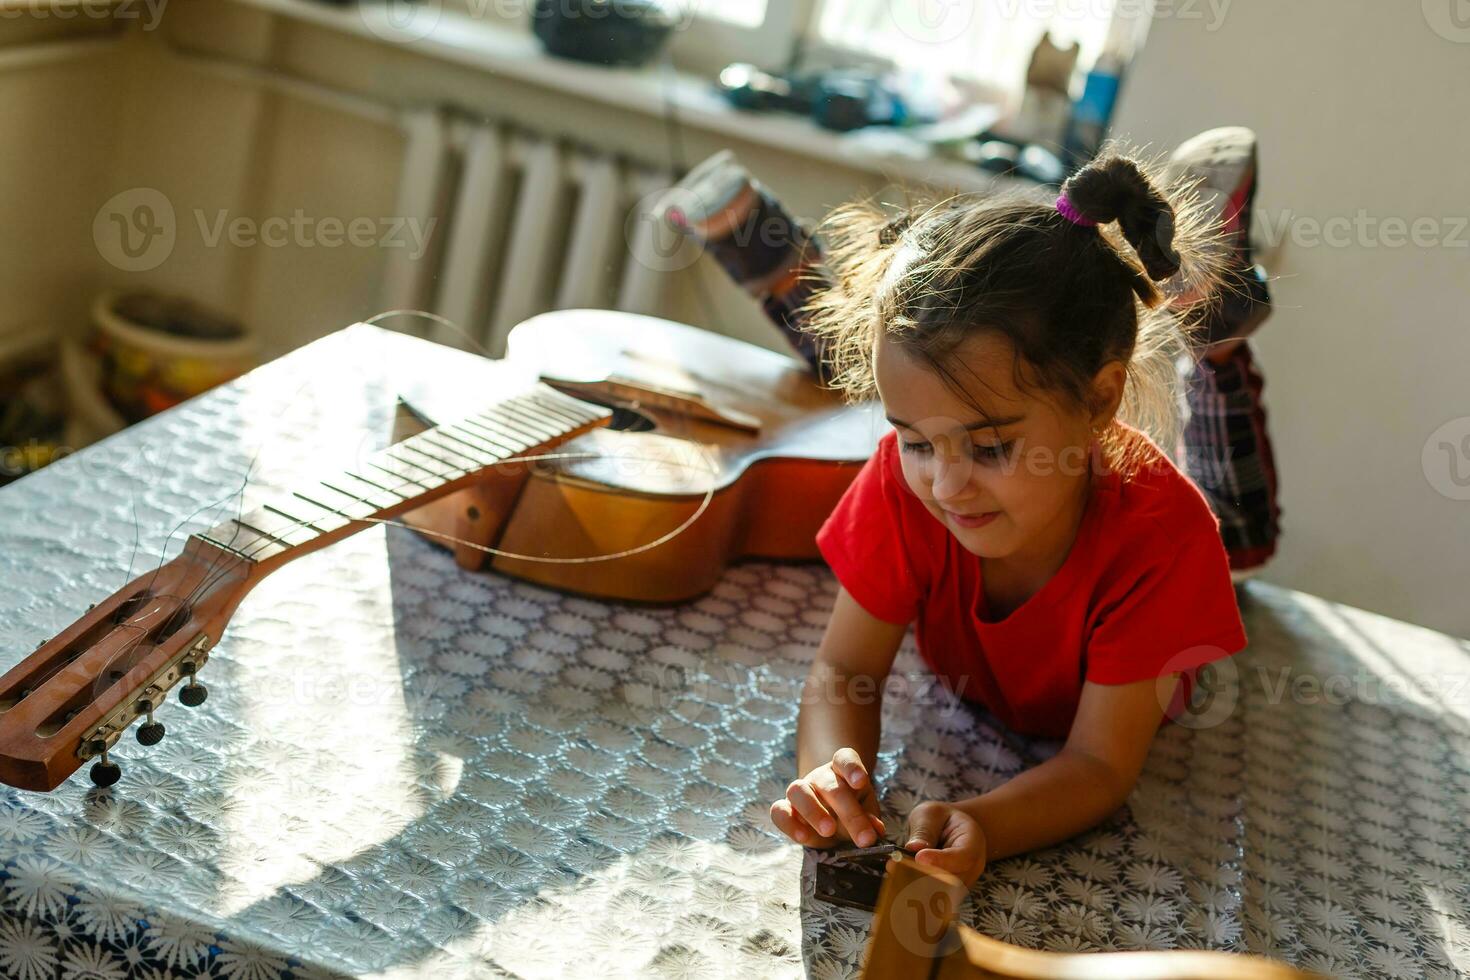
[770,747,886,848]
[903,801,988,886]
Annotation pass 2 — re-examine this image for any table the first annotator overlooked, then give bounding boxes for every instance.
[0,325,1466,979]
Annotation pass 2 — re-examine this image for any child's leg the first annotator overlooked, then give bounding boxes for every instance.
[1183,341,1283,579]
[1170,128,1282,579]
[662,152,832,380]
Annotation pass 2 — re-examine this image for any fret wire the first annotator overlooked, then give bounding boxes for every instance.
[521,392,590,427]
[402,438,481,473]
[538,386,605,422]
[266,501,350,534]
[417,431,494,469]
[346,463,433,500]
[475,402,557,440]
[367,457,437,491]
[330,475,404,510]
[235,518,303,549]
[512,399,585,437]
[458,416,536,452]
[473,415,552,453]
[200,532,255,560]
[437,425,516,459]
[450,412,530,449]
[482,402,560,441]
[237,508,310,543]
[296,486,376,520]
[383,447,457,482]
[461,414,541,451]
[286,490,367,528]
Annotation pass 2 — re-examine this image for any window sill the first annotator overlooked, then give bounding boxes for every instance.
[226,0,1004,193]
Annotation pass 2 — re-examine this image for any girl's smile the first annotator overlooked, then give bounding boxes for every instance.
[873,330,1121,587]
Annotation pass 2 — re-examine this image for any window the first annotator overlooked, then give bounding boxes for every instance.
[813,0,1137,98]
[668,0,1144,101]
[688,0,770,29]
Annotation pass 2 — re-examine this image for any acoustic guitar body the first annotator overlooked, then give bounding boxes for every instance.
[395,310,882,603]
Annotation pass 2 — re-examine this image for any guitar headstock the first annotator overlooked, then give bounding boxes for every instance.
[0,539,250,791]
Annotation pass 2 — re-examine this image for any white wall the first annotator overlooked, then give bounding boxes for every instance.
[0,23,126,345]
[1112,0,1470,638]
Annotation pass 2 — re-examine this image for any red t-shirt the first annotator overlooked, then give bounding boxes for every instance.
[816,428,1247,739]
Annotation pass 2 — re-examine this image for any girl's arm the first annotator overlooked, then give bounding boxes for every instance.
[770,587,908,848]
[907,675,1179,884]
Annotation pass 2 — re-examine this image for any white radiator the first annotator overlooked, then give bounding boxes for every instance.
[380,108,678,356]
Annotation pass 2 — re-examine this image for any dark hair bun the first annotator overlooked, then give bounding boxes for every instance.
[1060,156,1181,282]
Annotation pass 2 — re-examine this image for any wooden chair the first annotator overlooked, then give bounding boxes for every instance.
[861,854,1325,979]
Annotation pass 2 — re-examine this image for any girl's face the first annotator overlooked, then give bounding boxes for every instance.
[873,332,1118,568]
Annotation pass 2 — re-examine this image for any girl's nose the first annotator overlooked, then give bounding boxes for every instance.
[927,435,973,502]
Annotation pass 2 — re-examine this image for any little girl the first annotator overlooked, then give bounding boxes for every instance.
[736,155,1248,885]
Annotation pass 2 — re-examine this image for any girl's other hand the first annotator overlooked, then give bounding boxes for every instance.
[770,747,885,848]
[903,801,988,886]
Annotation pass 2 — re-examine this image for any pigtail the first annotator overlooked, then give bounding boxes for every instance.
[802,141,1232,479]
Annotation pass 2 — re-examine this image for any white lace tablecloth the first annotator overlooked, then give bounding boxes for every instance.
[1,325,1467,980]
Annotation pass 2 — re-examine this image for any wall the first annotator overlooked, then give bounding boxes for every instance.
[1112,0,1470,637]
[0,20,128,347]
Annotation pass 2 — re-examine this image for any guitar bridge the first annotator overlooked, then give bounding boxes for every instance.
[76,634,212,760]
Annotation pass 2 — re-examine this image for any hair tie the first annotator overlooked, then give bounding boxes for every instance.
[1055,194,1097,228]
[878,212,912,245]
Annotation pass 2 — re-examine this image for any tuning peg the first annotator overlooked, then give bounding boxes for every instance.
[88,741,121,788]
[178,660,208,707]
[135,699,165,746]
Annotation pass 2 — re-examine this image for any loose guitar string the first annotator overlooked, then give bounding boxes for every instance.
[82,305,720,703]
[27,457,266,707]
[151,307,722,648]
[92,362,356,687]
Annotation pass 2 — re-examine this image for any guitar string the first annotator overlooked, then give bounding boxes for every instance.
[78,307,725,730]
[172,304,724,598]
[172,444,720,626]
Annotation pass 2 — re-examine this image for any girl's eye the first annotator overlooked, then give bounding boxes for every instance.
[900,440,1012,461]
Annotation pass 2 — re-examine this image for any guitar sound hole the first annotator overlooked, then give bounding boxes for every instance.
[608,407,654,432]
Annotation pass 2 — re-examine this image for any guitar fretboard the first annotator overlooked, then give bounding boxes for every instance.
[196,384,610,563]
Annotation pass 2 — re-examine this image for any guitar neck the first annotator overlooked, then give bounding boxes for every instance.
[194,384,611,568]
